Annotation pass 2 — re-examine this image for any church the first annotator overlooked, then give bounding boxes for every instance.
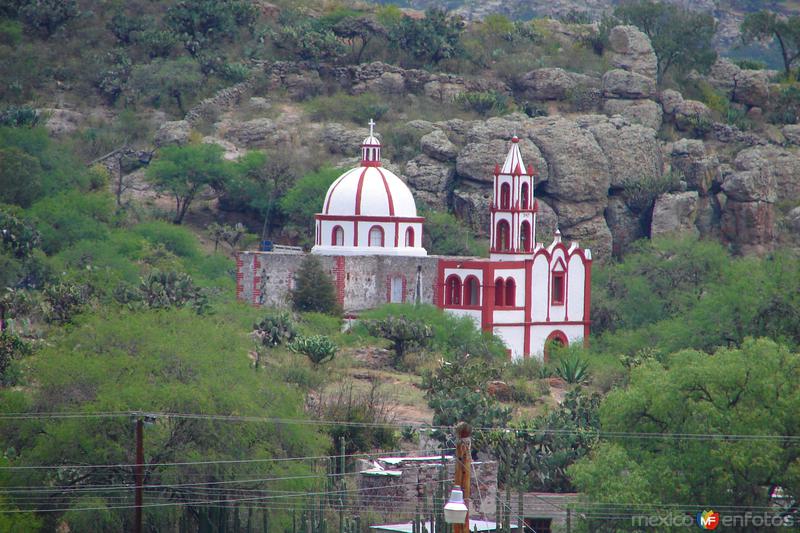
[236,122,592,359]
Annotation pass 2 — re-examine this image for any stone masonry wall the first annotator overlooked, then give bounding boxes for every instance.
[237,251,462,312]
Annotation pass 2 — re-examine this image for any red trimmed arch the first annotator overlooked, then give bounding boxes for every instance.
[543,330,569,363]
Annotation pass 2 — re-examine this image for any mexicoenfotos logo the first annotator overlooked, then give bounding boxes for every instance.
[697,510,720,530]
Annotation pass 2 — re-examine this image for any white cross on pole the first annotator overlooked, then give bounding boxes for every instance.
[368,118,375,136]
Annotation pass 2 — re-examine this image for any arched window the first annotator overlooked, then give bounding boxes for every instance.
[495,278,505,307]
[405,227,415,247]
[445,275,462,306]
[463,276,480,306]
[544,330,569,363]
[505,277,516,307]
[496,220,510,251]
[368,225,384,247]
[520,221,531,252]
[500,183,511,209]
[521,182,529,209]
[332,226,344,246]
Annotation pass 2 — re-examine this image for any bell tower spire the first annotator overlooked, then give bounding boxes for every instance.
[490,136,538,261]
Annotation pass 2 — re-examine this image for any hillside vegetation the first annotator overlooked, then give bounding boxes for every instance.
[2,0,800,531]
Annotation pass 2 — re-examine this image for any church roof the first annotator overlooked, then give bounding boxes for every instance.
[500,136,527,175]
[321,121,418,219]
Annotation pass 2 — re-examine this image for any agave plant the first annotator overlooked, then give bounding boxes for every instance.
[554,355,590,384]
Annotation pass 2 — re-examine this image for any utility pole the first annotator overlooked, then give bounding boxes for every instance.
[453,422,471,533]
[134,416,144,533]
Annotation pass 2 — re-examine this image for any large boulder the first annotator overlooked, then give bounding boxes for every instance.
[456,137,547,185]
[602,69,656,99]
[561,216,613,260]
[581,115,663,189]
[720,200,775,255]
[607,25,658,79]
[402,155,454,209]
[783,125,800,145]
[154,120,191,147]
[733,145,800,201]
[420,129,458,162]
[707,58,774,108]
[605,195,646,256]
[670,139,720,194]
[42,108,84,136]
[651,191,699,237]
[674,100,712,132]
[659,89,684,115]
[534,198,558,242]
[721,170,776,203]
[221,118,290,148]
[452,185,492,232]
[603,99,663,131]
[317,123,369,155]
[517,68,599,101]
[525,117,610,202]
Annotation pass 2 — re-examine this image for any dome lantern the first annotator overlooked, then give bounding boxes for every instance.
[361,119,381,167]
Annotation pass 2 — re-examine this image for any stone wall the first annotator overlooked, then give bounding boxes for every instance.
[356,457,498,518]
[237,251,463,312]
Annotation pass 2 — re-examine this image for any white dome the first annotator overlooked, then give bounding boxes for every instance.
[322,166,418,218]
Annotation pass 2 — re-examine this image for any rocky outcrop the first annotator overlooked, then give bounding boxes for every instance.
[651,191,699,237]
[580,115,663,189]
[456,137,547,185]
[154,120,191,147]
[420,129,458,162]
[452,185,492,232]
[605,195,646,256]
[674,100,712,132]
[783,125,800,145]
[221,118,289,148]
[659,89,684,115]
[603,99,662,131]
[517,68,599,101]
[42,108,84,136]
[318,123,370,155]
[733,145,800,201]
[707,58,776,108]
[669,139,720,194]
[402,155,454,209]
[602,69,656,100]
[185,80,253,125]
[607,25,658,79]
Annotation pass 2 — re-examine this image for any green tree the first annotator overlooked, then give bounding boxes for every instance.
[126,57,203,114]
[146,143,237,224]
[280,167,341,246]
[615,0,717,82]
[166,0,256,55]
[569,339,800,531]
[19,0,78,37]
[365,315,433,368]
[423,210,486,256]
[273,11,347,62]
[388,8,464,66]
[741,11,800,77]
[290,254,339,315]
[0,310,324,531]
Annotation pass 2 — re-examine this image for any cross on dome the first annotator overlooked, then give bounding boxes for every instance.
[361,119,381,166]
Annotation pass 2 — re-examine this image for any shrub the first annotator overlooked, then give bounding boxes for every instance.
[312,381,397,454]
[135,28,178,59]
[305,92,389,124]
[290,255,340,315]
[290,335,337,366]
[133,222,200,259]
[365,316,433,368]
[0,105,41,127]
[0,331,31,385]
[253,312,297,347]
[733,58,766,70]
[122,270,209,314]
[620,171,681,213]
[19,0,79,37]
[29,191,114,254]
[454,91,511,116]
[42,281,89,324]
[423,210,487,256]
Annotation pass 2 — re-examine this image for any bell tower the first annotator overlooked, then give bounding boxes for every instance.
[490,136,538,261]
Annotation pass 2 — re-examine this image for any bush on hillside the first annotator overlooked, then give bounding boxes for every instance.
[290,255,340,315]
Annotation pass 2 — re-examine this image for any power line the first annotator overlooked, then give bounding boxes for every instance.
[1,410,798,443]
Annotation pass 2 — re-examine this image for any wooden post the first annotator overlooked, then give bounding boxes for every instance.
[134,417,143,533]
[453,423,471,533]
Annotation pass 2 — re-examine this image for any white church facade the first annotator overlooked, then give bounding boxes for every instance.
[236,122,592,360]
